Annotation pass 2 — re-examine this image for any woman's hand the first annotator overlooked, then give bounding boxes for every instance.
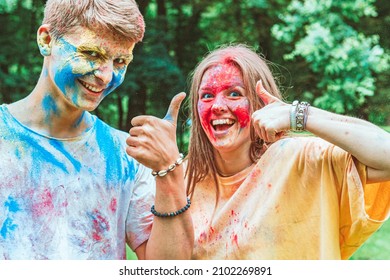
[251,80,290,143]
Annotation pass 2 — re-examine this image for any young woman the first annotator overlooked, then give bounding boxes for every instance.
[128,44,389,259]
[184,44,390,259]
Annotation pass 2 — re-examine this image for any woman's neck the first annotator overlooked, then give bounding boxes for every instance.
[214,142,253,177]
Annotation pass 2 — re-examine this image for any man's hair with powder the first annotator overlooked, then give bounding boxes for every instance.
[42,0,145,42]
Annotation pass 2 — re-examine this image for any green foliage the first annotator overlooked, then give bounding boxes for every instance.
[272,0,389,115]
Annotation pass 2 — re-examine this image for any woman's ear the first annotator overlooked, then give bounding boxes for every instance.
[37,24,52,56]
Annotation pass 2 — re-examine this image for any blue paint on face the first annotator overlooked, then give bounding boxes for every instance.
[50,37,128,110]
[107,67,127,96]
[5,196,20,213]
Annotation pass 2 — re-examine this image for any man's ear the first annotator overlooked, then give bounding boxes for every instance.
[37,24,52,56]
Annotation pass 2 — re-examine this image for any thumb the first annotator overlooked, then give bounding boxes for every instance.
[256,79,279,106]
[163,92,186,125]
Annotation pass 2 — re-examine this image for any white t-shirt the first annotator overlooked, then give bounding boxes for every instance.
[0,105,155,259]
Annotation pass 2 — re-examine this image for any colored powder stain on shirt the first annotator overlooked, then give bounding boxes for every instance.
[231,233,239,247]
[5,196,20,213]
[109,198,117,213]
[31,188,55,217]
[88,210,110,242]
[95,121,123,183]
[17,133,69,174]
[49,140,82,172]
[0,218,18,239]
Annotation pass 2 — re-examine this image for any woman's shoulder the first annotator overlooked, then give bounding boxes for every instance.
[273,135,332,148]
[266,135,336,159]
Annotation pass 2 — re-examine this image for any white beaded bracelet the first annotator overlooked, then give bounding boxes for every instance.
[151,153,184,177]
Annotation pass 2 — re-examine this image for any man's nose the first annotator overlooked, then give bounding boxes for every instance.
[94,62,113,84]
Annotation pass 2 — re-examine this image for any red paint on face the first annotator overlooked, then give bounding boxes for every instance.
[197,63,250,143]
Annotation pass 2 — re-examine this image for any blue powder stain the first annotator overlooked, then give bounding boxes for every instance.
[42,95,60,125]
[73,111,85,128]
[5,196,20,213]
[17,133,69,173]
[49,140,82,172]
[42,95,59,115]
[54,63,81,95]
[0,218,18,239]
[95,120,122,184]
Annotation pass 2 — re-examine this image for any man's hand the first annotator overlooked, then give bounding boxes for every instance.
[126,92,186,171]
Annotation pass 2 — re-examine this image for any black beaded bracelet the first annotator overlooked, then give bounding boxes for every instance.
[151,198,191,218]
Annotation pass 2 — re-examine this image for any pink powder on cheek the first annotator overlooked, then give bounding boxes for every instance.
[197,101,215,141]
[231,100,250,128]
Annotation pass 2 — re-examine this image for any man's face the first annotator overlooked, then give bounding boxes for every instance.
[46,27,135,111]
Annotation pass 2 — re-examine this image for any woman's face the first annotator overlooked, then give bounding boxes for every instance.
[197,63,251,152]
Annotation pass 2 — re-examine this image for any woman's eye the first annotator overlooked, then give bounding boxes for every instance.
[229,91,241,97]
[201,93,214,99]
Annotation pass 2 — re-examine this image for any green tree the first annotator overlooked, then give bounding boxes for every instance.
[272,0,389,117]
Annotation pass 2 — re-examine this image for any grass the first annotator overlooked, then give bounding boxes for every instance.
[349,219,390,260]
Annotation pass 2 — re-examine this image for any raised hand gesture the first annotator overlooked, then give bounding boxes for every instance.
[126,92,186,171]
[251,80,290,143]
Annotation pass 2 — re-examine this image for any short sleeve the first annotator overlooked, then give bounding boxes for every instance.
[125,162,155,251]
[329,145,390,259]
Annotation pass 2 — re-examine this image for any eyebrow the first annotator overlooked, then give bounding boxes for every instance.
[77,45,109,60]
[122,53,134,62]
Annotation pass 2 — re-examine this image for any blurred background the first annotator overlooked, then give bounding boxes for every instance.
[1,0,389,260]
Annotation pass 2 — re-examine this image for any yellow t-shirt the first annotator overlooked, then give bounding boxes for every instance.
[190,136,390,259]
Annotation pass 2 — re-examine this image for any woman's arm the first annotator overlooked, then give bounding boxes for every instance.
[252,80,390,183]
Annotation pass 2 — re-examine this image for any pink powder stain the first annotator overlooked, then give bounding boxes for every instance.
[267,183,272,188]
[198,232,207,244]
[109,198,117,213]
[91,210,110,242]
[231,233,239,248]
[233,103,250,128]
[32,188,54,217]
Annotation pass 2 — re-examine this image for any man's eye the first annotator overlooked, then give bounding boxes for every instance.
[83,51,98,58]
[201,93,214,99]
[115,58,127,66]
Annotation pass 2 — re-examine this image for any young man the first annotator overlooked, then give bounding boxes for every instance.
[0,0,192,259]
